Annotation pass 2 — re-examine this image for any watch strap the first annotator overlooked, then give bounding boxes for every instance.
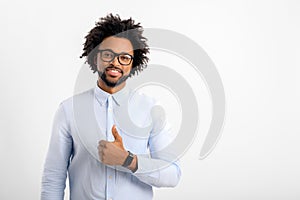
[122,151,134,167]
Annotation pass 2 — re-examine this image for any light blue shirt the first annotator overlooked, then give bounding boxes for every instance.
[41,85,181,200]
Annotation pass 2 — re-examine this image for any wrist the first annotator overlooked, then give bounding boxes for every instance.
[122,151,138,173]
[128,155,138,173]
[122,151,134,167]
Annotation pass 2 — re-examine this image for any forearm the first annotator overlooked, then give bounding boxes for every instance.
[41,103,72,200]
[41,166,67,200]
[132,155,181,188]
[41,146,70,200]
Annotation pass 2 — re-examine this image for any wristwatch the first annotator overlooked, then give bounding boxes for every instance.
[122,151,134,167]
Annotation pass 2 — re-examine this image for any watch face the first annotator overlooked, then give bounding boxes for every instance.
[129,151,134,158]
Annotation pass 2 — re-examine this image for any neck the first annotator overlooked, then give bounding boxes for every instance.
[97,79,126,94]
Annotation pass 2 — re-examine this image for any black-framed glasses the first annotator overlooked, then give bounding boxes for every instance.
[97,49,134,66]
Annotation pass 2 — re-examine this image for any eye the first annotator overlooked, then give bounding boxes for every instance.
[119,55,131,61]
[102,51,114,59]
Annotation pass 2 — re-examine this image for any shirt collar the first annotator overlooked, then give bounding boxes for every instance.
[94,83,129,106]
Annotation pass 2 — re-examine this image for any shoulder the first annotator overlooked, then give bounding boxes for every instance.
[58,88,94,113]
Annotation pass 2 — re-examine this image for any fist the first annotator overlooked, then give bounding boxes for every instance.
[98,125,127,166]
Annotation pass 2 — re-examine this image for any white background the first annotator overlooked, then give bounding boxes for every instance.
[0,0,299,199]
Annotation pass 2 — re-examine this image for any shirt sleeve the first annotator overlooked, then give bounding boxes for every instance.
[133,105,182,188]
[41,103,73,200]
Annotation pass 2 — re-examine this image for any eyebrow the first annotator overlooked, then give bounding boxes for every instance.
[98,48,134,56]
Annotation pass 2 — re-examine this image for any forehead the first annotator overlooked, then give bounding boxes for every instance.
[99,36,134,54]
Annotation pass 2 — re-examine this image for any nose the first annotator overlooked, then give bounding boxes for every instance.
[110,56,120,66]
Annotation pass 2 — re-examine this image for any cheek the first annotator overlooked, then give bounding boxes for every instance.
[95,57,107,71]
[124,66,133,75]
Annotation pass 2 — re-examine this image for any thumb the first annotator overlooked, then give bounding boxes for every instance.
[111,125,124,148]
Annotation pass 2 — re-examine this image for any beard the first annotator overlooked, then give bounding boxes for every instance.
[97,66,130,87]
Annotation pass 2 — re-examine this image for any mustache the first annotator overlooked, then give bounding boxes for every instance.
[105,65,123,74]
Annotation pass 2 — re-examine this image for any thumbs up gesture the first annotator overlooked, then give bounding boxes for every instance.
[98,125,128,166]
[111,125,125,151]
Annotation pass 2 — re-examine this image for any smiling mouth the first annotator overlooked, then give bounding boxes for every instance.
[105,66,123,77]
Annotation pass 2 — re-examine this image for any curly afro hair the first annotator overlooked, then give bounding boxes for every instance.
[80,14,149,77]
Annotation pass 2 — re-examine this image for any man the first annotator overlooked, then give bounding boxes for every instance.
[41,14,181,200]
